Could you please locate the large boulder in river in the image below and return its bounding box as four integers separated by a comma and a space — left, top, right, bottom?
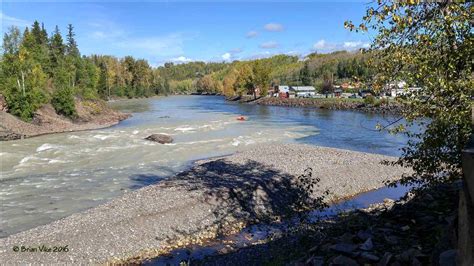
145, 134, 173, 144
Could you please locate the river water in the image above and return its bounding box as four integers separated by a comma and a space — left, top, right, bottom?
0, 96, 408, 238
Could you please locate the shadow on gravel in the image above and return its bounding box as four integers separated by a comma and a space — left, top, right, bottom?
167, 158, 326, 239
139, 159, 328, 265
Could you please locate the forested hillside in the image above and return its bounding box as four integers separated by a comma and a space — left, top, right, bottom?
1, 21, 372, 121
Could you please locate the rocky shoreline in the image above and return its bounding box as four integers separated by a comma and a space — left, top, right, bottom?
0, 99, 130, 141
194, 181, 460, 265
0, 144, 409, 264
227, 96, 403, 114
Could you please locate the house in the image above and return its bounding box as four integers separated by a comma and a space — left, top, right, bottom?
384, 81, 421, 97
289, 86, 316, 98
341, 83, 350, 90
274, 85, 294, 98
359, 90, 373, 98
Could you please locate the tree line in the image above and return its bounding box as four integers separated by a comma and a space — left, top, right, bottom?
176, 51, 373, 98
0, 22, 175, 121
0, 21, 372, 121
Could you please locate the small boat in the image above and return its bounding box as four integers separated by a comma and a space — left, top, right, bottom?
236, 116, 246, 121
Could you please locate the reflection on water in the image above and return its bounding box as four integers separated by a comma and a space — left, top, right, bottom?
0, 96, 409, 237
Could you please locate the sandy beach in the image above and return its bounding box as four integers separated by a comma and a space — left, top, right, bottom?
0, 144, 409, 264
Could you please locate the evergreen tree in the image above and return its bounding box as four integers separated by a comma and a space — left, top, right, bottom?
65, 24, 80, 58
300, 62, 311, 86
49, 26, 65, 70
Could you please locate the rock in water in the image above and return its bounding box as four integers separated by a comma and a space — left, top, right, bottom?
145, 134, 173, 144
439, 249, 458, 266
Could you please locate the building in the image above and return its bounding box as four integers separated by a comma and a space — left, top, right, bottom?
289, 86, 316, 98
384, 81, 421, 97
334, 89, 343, 98
274, 85, 294, 98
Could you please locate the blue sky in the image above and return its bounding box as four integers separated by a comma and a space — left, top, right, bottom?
1, 1, 373, 66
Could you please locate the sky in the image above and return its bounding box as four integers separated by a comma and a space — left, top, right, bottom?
1, 1, 374, 66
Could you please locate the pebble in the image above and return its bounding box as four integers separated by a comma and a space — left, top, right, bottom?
329, 243, 358, 255
359, 238, 373, 251
360, 251, 380, 262
356, 230, 373, 241
377, 252, 393, 266
331, 255, 358, 266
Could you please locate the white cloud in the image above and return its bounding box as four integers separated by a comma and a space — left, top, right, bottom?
245, 51, 276, 60
171, 56, 193, 63
86, 18, 186, 57
246, 31, 258, 38
117, 34, 185, 56
343, 41, 370, 49
221, 48, 244, 61
229, 48, 243, 54
88, 19, 126, 40
264, 23, 284, 32
313, 40, 327, 50
313, 39, 370, 53
0, 12, 30, 28
222, 52, 231, 61
259, 41, 279, 49
90, 30, 125, 40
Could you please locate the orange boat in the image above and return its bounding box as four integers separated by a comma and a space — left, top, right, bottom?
236, 116, 246, 121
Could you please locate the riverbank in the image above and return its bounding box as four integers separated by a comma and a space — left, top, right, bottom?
0, 144, 409, 264
195, 181, 460, 265
228, 96, 403, 114
0, 99, 130, 141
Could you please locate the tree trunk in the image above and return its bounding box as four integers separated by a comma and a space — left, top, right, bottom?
21, 71, 25, 97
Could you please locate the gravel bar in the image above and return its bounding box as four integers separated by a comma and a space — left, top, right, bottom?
0, 144, 409, 264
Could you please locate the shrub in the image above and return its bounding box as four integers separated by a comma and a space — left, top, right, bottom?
52, 87, 77, 118
380, 98, 390, 106
364, 95, 375, 105
5, 87, 47, 121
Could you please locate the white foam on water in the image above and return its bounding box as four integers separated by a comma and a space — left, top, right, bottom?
174, 127, 196, 132
68, 135, 80, 139
18, 156, 36, 165
36, 143, 59, 152
181, 139, 225, 145
48, 159, 69, 164
93, 134, 113, 140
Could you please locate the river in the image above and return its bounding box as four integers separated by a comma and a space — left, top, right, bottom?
0, 96, 408, 238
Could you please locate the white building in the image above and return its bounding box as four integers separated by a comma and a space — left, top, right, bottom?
385, 81, 421, 97
290, 86, 316, 98
276, 85, 290, 93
